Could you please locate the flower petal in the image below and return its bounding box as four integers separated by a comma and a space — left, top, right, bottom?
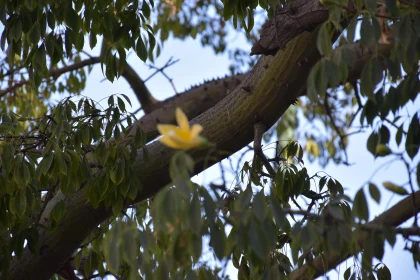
175, 107, 190, 131
190, 124, 203, 138
157, 124, 177, 135
167, 131, 193, 149
159, 135, 182, 149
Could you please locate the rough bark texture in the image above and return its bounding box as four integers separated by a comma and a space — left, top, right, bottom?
134, 41, 392, 144
289, 191, 420, 280
131, 74, 247, 143
251, 0, 328, 55
9, 28, 322, 280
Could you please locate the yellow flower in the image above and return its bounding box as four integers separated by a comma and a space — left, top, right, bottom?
157, 107, 206, 150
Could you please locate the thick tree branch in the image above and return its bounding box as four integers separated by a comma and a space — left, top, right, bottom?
9, 25, 324, 280
4, 2, 400, 279
130, 74, 247, 143
251, 0, 330, 55
289, 191, 420, 280
135, 40, 392, 144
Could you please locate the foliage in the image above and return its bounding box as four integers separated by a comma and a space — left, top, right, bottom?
0, 0, 420, 279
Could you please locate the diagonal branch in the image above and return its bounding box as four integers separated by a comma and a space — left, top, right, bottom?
5, 2, 402, 279
1, 47, 157, 114
0, 57, 101, 97
289, 191, 420, 280
119, 58, 158, 113
9, 25, 325, 280
134, 40, 393, 144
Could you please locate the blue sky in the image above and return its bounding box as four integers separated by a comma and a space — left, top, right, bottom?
80, 32, 420, 279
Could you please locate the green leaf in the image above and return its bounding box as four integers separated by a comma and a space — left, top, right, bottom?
367, 132, 378, 156
269, 194, 290, 230
249, 218, 268, 260
10, 190, 27, 218
396, 126, 403, 146
246, 8, 254, 33
147, 30, 156, 53
210, 224, 225, 260
375, 144, 391, 157
377, 264, 391, 280
111, 196, 124, 216
10, 18, 22, 42
368, 183, 381, 204
317, 24, 332, 56
344, 267, 351, 280
89, 33, 97, 49
59, 152, 68, 175
14, 157, 30, 187
360, 17, 373, 46
136, 36, 147, 62
353, 188, 369, 221
110, 160, 124, 185
346, 17, 357, 43
47, 11, 55, 29
103, 225, 121, 274
252, 190, 265, 222
64, 28, 73, 57
383, 225, 396, 248
39, 153, 54, 175
383, 181, 408, 195
142, 1, 151, 18
117, 97, 126, 112
189, 193, 202, 235
27, 22, 40, 44
65, 9, 80, 31
405, 113, 420, 159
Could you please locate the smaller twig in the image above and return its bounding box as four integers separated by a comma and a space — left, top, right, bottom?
384, 118, 407, 134
0, 80, 30, 97
302, 199, 317, 223
349, 81, 363, 127
260, 171, 273, 178
36, 181, 59, 225
145, 57, 180, 94
253, 122, 276, 177
219, 162, 227, 189
235, 145, 253, 173
323, 95, 349, 164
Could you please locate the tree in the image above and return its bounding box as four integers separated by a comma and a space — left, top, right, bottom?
0, 0, 419, 279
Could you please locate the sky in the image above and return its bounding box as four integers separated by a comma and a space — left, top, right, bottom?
78, 29, 420, 279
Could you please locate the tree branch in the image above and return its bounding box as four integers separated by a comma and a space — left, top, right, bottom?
4, 2, 400, 279
119, 58, 158, 113
9, 24, 324, 280
129, 74, 247, 143
133, 40, 392, 144
0, 57, 102, 97
251, 0, 330, 55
